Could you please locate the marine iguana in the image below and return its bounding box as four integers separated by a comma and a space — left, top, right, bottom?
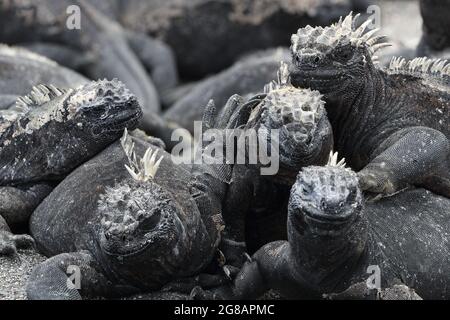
0, 79, 142, 255
417, 0, 450, 58
119, 0, 369, 78
289, 13, 450, 198
212, 63, 333, 261
0, 0, 178, 112
0, 44, 88, 109
26, 129, 232, 299
193, 157, 450, 300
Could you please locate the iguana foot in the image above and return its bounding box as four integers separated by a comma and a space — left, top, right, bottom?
357, 166, 401, 196
0, 230, 34, 256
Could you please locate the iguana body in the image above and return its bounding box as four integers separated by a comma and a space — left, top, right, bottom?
289, 14, 450, 198
26, 131, 230, 299
0, 0, 179, 112
195, 165, 450, 300
0, 79, 142, 255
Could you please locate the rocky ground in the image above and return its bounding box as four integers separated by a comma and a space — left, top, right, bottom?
0, 0, 423, 300
0, 249, 45, 300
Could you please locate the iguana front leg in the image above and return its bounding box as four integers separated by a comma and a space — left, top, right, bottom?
26, 251, 131, 300
0, 184, 51, 256
359, 127, 450, 197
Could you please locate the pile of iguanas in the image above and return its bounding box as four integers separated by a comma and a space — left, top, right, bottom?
0, 0, 449, 300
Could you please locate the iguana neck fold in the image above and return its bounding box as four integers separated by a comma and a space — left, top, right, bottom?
325, 65, 387, 168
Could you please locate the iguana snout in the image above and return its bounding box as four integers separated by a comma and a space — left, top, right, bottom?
289, 166, 363, 237
68, 78, 142, 137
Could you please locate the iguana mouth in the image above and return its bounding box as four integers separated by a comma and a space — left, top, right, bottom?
103, 108, 142, 133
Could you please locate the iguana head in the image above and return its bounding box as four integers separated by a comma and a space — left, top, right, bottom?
65, 79, 142, 138
97, 179, 188, 287
287, 157, 367, 283
289, 163, 363, 237
247, 63, 333, 180
98, 179, 184, 253
289, 13, 390, 97
96, 134, 188, 288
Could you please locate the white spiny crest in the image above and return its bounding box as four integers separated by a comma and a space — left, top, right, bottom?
388, 57, 450, 77
291, 12, 392, 59
264, 61, 291, 93
14, 84, 68, 111
326, 151, 346, 168
120, 129, 163, 182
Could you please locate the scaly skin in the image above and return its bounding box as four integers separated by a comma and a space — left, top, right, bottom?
0, 79, 142, 255
289, 13, 450, 198
194, 165, 450, 300
26, 131, 231, 299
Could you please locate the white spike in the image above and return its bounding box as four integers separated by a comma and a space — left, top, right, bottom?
354, 19, 373, 38
371, 42, 392, 53
342, 13, 353, 30
326, 151, 347, 168
352, 13, 361, 29
361, 28, 380, 42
